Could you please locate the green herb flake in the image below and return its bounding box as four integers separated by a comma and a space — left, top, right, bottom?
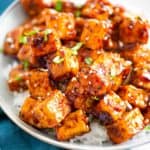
145, 125, 150, 131
71, 42, 83, 55
15, 76, 22, 81
91, 96, 99, 101
22, 60, 29, 70
84, 57, 93, 65
0, 48, 3, 53
44, 29, 52, 42
53, 56, 64, 64
75, 10, 81, 17
19, 36, 27, 44
24, 29, 39, 36
55, 0, 63, 12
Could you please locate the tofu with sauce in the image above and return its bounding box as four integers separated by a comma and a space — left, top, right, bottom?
47, 46, 79, 80
56, 110, 90, 141
8, 64, 29, 92
20, 90, 71, 128
81, 0, 113, 20
66, 52, 132, 102
47, 11, 76, 40
107, 108, 144, 144
4, 27, 24, 56
28, 70, 53, 100
95, 91, 127, 125
80, 19, 108, 50
119, 18, 149, 44
17, 29, 61, 65
118, 85, 149, 109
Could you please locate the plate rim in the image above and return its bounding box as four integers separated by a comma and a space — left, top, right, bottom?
0, 0, 150, 149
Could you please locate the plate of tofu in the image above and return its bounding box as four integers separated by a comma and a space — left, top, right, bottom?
0, 0, 150, 149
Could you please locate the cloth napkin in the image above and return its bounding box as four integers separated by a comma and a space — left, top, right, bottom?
0, 1, 62, 150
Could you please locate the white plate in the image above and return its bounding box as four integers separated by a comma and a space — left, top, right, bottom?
0, 0, 150, 149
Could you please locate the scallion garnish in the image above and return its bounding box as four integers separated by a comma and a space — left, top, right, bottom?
15, 76, 22, 81
84, 57, 93, 65
19, 36, 27, 44
91, 96, 99, 101
75, 10, 81, 17
71, 42, 83, 55
53, 56, 64, 64
145, 125, 150, 131
24, 29, 39, 36
22, 60, 29, 70
44, 29, 52, 42
55, 0, 63, 12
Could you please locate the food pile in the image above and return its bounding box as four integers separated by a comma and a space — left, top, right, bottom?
3, 0, 150, 144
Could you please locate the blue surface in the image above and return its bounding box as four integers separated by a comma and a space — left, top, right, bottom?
0, 1, 62, 150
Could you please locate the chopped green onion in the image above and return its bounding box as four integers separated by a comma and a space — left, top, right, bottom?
136, 16, 142, 21
24, 29, 39, 36
15, 76, 22, 81
44, 29, 52, 42
0, 48, 3, 53
22, 60, 29, 70
145, 125, 150, 131
53, 56, 64, 64
84, 57, 93, 65
19, 36, 27, 44
55, 0, 63, 12
75, 10, 81, 17
71, 42, 83, 55
91, 96, 99, 101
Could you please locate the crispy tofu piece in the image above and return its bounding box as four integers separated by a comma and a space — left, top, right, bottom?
107, 108, 144, 144
118, 85, 149, 109
80, 19, 107, 50
95, 91, 126, 125
56, 110, 90, 141
47, 12, 76, 40
81, 0, 113, 20
143, 107, 150, 124
47, 46, 79, 80
20, 0, 52, 16
8, 64, 29, 92
20, 90, 71, 128
18, 29, 61, 65
121, 47, 150, 65
132, 62, 150, 91
66, 52, 132, 102
28, 70, 52, 99
4, 27, 23, 56
91, 52, 132, 91
119, 18, 149, 44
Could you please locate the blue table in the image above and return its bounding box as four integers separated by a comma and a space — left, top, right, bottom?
0, 1, 62, 150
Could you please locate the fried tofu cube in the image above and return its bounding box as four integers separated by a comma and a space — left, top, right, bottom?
56, 110, 90, 141
66, 52, 132, 102
28, 70, 52, 99
4, 27, 23, 56
143, 107, 150, 124
18, 29, 61, 65
91, 52, 132, 92
20, 0, 52, 16
118, 85, 149, 109
119, 18, 149, 44
107, 108, 144, 144
8, 64, 29, 92
95, 91, 126, 125
80, 19, 107, 50
20, 90, 71, 128
47, 12, 76, 40
132, 62, 150, 91
121, 47, 150, 65
48, 46, 79, 80
81, 0, 113, 20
